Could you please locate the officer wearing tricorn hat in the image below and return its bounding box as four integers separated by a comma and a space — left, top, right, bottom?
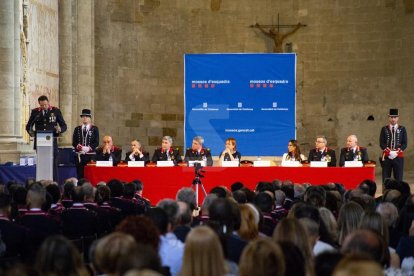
379, 108, 407, 183
72, 109, 99, 178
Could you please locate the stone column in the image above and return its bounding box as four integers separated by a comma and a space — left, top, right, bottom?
59, 0, 95, 146
0, 0, 22, 162
59, 0, 74, 146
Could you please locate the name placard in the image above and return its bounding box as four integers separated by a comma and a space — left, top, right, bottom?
253, 160, 271, 167
96, 161, 113, 167
310, 161, 328, 167
344, 161, 363, 167
128, 161, 145, 167
157, 161, 175, 167
222, 160, 239, 167
188, 160, 206, 167
281, 161, 302, 167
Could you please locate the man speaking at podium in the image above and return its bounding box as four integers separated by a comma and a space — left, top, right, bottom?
25, 95, 67, 181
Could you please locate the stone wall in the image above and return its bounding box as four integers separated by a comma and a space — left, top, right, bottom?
91, 0, 414, 167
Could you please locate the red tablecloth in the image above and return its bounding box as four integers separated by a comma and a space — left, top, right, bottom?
85, 166, 375, 205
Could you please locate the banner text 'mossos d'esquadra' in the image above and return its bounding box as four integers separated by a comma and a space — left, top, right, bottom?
184, 53, 296, 156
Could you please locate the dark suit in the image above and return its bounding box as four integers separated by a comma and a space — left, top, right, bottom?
95, 146, 122, 166
72, 124, 99, 178
124, 151, 150, 163
380, 125, 408, 182
0, 218, 28, 258
61, 204, 98, 238
25, 106, 67, 180
152, 148, 182, 164
339, 147, 369, 167
308, 148, 337, 167
184, 148, 213, 166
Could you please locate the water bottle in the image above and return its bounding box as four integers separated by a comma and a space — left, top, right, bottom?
108, 154, 113, 164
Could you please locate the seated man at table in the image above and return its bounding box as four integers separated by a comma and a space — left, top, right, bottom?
95, 135, 122, 166
152, 136, 182, 164
339, 134, 369, 167
124, 139, 149, 163
184, 136, 213, 166
308, 135, 336, 167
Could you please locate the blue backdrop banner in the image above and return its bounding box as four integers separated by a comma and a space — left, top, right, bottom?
184, 53, 296, 156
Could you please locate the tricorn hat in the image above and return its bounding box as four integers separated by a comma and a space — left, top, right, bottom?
388, 108, 399, 117
80, 109, 92, 117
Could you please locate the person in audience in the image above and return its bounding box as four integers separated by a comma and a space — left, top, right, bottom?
332, 255, 383, 276
237, 204, 259, 241
17, 183, 60, 260
152, 136, 182, 164
176, 187, 197, 214
359, 211, 400, 268
254, 192, 277, 236
107, 179, 145, 218
396, 220, 414, 267
35, 235, 88, 276
114, 244, 163, 276
61, 185, 98, 239
174, 201, 193, 242
0, 192, 28, 259
184, 136, 213, 166
179, 226, 228, 276
337, 201, 364, 245
273, 218, 314, 274
116, 216, 160, 251
124, 139, 149, 163
319, 207, 339, 244
46, 183, 64, 222
308, 135, 337, 166
61, 180, 75, 208
278, 241, 307, 276
146, 206, 184, 276
95, 185, 122, 231
357, 179, 377, 198
239, 238, 285, 276
376, 202, 402, 249
272, 190, 288, 220
218, 137, 241, 166
314, 251, 344, 276
208, 198, 247, 264
233, 189, 247, 204
281, 139, 306, 164
93, 232, 137, 275
95, 135, 122, 166
339, 135, 369, 167
72, 109, 99, 179
192, 193, 217, 226
132, 179, 151, 212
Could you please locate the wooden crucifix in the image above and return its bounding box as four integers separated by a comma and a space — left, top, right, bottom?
251, 14, 306, 53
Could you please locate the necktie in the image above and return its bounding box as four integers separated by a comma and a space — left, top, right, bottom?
82, 127, 87, 137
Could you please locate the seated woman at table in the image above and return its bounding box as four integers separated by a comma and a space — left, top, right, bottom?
281, 139, 306, 165
218, 137, 241, 166
95, 135, 122, 166
124, 139, 149, 163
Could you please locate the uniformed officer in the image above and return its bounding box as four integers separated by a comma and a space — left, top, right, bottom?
95, 136, 122, 166
380, 108, 408, 182
25, 95, 67, 181
308, 135, 337, 167
151, 136, 182, 165
184, 136, 213, 166
339, 135, 369, 167
72, 109, 99, 178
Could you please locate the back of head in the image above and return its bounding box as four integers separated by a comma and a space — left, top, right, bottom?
232, 190, 247, 204
201, 193, 218, 214
278, 241, 306, 276
46, 184, 61, 204
209, 198, 238, 234
180, 226, 225, 276
358, 179, 377, 197
333, 255, 383, 276
231, 182, 244, 192
80, 182, 94, 201
12, 186, 27, 205
176, 201, 192, 226
132, 179, 143, 192
116, 216, 160, 251
341, 229, 390, 268
239, 238, 285, 276
35, 235, 86, 276
304, 186, 327, 208
254, 192, 273, 213
337, 201, 364, 245
376, 202, 399, 227
0, 192, 11, 213
123, 182, 136, 199
107, 179, 124, 198
209, 186, 229, 198
27, 183, 46, 208
157, 199, 179, 229
115, 244, 162, 276
94, 232, 137, 274
274, 190, 286, 206
359, 211, 388, 245
176, 188, 197, 211
146, 207, 169, 235
315, 252, 344, 276
238, 204, 259, 241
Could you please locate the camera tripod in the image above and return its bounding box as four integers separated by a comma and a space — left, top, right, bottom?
192, 163, 207, 207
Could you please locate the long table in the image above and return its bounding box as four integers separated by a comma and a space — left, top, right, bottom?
85, 166, 375, 204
